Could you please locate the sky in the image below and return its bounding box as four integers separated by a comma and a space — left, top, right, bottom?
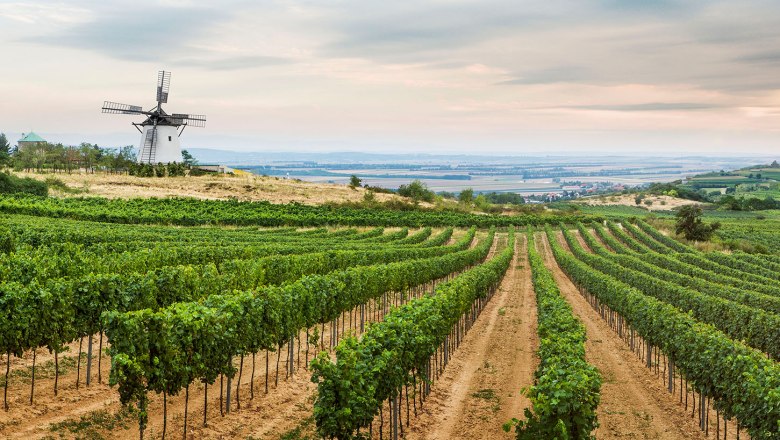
1, 0, 779, 155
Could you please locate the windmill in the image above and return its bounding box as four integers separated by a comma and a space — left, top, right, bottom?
102, 71, 206, 164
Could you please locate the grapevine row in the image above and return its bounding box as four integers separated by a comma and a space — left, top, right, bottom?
0, 226, 433, 284
563, 226, 780, 360
0, 193, 600, 227
576, 223, 780, 314
311, 229, 514, 439
103, 229, 494, 437
546, 227, 780, 438
504, 231, 600, 439
1, 228, 469, 409
608, 222, 780, 298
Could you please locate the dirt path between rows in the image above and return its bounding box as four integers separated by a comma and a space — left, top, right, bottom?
535, 232, 710, 440
589, 227, 614, 252
407, 235, 537, 440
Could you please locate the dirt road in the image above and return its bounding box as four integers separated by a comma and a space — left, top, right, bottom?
407, 235, 538, 440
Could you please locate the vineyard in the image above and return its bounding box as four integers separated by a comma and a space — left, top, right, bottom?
1, 198, 779, 440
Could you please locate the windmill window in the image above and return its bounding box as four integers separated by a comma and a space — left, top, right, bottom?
168, 136, 172, 141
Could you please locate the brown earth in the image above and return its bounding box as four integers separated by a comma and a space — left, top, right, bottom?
407, 234, 538, 440
536, 231, 740, 440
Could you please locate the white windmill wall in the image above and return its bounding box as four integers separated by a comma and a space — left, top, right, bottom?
138, 125, 182, 164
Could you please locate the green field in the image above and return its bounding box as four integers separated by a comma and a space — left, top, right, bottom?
1, 195, 779, 439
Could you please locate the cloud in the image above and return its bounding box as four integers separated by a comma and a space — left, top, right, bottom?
316, 2, 551, 62
0, 2, 93, 24
568, 102, 725, 112
497, 66, 593, 85
26, 5, 222, 61
175, 55, 292, 71
735, 51, 780, 65
5, 0, 780, 154
22, 2, 292, 70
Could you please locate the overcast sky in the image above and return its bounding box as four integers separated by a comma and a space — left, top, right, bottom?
1, 0, 778, 155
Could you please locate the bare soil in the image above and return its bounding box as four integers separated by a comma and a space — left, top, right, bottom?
407, 235, 538, 440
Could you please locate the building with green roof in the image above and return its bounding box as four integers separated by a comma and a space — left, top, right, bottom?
17, 132, 46, 150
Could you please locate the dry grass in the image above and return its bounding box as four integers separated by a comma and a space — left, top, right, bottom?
16, 171, 402, 205
578, 194, 701, 211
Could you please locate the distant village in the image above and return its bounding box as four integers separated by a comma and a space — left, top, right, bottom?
524, 181, 627, 203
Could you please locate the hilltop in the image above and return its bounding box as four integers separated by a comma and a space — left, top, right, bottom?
14, 170, 400, 205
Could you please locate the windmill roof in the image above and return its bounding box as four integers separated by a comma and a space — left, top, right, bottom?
18, 132, 46, 143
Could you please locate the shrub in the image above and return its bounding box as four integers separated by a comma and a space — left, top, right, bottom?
0, 171, 48, 196
397, 180, 435, 203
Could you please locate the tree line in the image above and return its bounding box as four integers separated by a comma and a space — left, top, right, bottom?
0, 132, 197, 174
0, 133, 136, 173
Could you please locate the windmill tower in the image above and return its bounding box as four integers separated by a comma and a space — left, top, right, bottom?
102, 71, 206, 164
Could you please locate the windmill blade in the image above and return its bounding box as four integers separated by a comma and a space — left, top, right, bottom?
156, 71, 171, 104
169, 113, 185, 125
172, 113, 206, 128
102, 101, 144, 115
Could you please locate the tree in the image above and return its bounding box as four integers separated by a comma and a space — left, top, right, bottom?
675, 205, 720, 241
397, 180, 435, 203
181, 150, 197, 167
458, 188, 474, 204
348, 175, 362, 189
634, 194, 645, 205
79, 143, 99, 172
362, 189, 377, 205
474, 194, 491, 211
0, 133, 10, 167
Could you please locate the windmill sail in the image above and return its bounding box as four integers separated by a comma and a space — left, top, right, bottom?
156, 71, 170, 104
172, 113, 206, 127
102, 101, 144, 115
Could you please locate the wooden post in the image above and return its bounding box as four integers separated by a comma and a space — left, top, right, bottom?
98, 331, 103, 384
183, 384, 189, 440
86, 334, 93, 386
646, 343, 652, 369
30, 350, 36, 404
226, 368, 232, 414
288, 336, 295, 377
76, 337, 83, 389
203, 381, 208, 427
4, 350, 10, 411
54, 351, 59, 396
236, 355, 243, 410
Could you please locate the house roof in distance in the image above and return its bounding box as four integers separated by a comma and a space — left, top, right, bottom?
18, 132, 46, 143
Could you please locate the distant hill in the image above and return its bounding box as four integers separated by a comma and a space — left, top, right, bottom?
187, 148, 765, 168
186, 148, 542, 165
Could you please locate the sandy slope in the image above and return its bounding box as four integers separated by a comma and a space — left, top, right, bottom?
16, 171, 401, 205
